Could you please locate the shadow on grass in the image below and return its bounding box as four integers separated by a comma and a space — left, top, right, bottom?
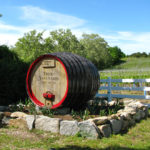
53, 145, 150, 150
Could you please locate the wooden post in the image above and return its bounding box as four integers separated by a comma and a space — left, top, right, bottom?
144, 90, 147, 98
108, 77, 112, 102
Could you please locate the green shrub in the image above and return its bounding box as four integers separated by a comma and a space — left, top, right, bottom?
0, 45, 28, 105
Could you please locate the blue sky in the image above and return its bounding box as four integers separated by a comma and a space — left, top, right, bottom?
0, 0, 150, 54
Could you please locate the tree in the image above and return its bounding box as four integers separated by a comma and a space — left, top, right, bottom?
108, 46, 125, 65
129, 52, 148, 58
13, 30, 52, 63
80, 33, 112, 69
49, 29, 85, 56
13, 29, 84, 63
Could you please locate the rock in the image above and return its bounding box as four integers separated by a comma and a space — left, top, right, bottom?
109, 114, 118, 120
110, 119, 123, 134
88, 116, 109, 125
121, 120, 129, 131
0, 106, 9, 111
134, 110, 143, 122
119, 112, 131, 120
2, 116, 11, 125
128, 101, 145, 109
8, 118, 28, 129
60, 120, 79, 136
3, 112, 12, 117
124, 106, 137, 114
143, 106, 149, 118
123, 100, 136, 106
26, 115, 35, 130
0, 112, 4, 120
35, 116, 61, 133
128, 119, 136, 127
108, 101, 117, 107
140, 110, 145, 119
0, 112, 4, 127
10, 112, 28, 118
98, 100, 108, 106
98, 124, 112, 137
87, 100, 95, 106
87, 99, 108, 106
117, 109, 124, 113
129, 111, 136, 116
78, 120, 101, 139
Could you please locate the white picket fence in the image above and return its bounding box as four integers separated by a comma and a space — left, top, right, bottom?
96, 77, 150, 102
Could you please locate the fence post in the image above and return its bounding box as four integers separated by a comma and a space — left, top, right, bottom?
108, 77, 112, 102
144, 90, 147, 98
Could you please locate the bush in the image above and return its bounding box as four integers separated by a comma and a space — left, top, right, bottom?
0, 45, 28, 105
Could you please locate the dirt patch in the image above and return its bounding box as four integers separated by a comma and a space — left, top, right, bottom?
53, 114, 74, 120
0, 128, 54, 142
4, 128, 39, 140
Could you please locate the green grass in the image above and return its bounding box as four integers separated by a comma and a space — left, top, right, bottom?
112, 57, 150, 70
100, 57, 150, 79
1, 117, 150, 150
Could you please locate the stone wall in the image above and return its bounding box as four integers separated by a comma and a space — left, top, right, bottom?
0, 100, 149, 139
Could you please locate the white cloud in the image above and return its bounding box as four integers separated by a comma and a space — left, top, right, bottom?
118, 31, 133, 38
102, 31, 150, 54
20, 6, 85, 29
0, 21, 22, 32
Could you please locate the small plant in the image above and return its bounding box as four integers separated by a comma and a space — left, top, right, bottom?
75, 132, 82, 137
87, 99, 100, 115
108, 108, 114, 115
70, 109, 90, 121
79, 109, 90, 120
83, 109, 90, 120
40, 107, 55, 117
9, 100, 25, 112
17, 100, 25, 112
99, 109, 107, 116
28, 102, 36, 115
71, 109, 79, 120
24, 98, 33, 107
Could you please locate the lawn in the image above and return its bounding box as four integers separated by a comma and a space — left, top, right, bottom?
0, 117, 150, 150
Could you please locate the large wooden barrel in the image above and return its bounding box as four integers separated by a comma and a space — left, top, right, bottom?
26, 52, 100, 109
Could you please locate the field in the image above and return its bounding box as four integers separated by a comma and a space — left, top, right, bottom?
111, 57, 150, 70
0, 116, 150, 150
100, 57, 150, 79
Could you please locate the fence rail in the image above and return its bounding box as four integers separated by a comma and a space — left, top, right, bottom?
96, 77, 150, 101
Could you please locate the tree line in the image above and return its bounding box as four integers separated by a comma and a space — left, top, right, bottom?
128, 52, 150, 58
12, 29, 125, 70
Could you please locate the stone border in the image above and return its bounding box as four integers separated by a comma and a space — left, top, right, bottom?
0, 101, 149, 139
